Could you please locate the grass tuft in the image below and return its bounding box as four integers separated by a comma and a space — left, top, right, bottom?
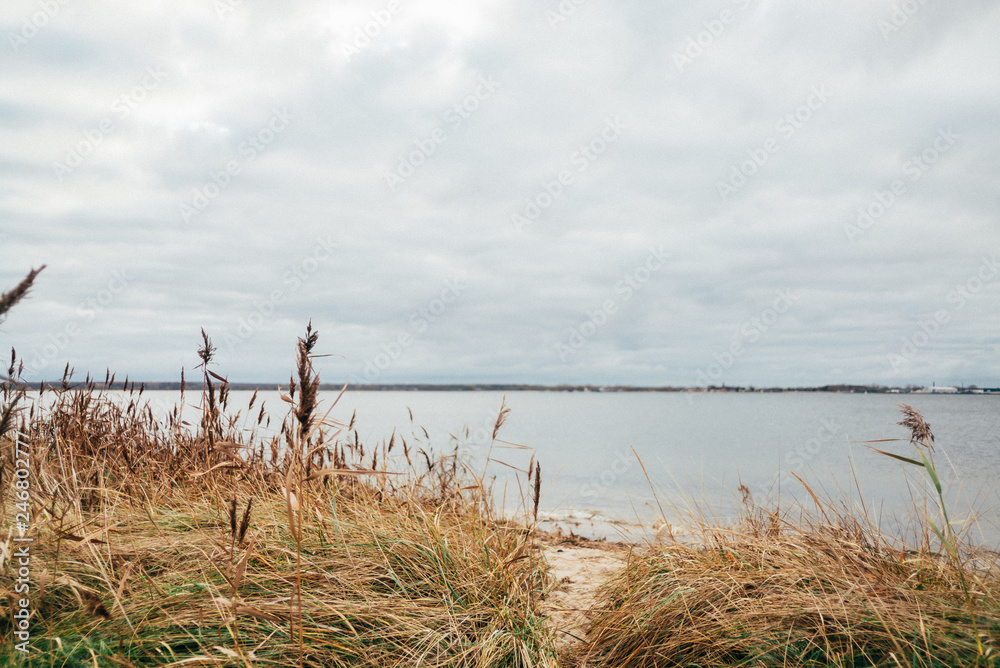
1, 334, 557, 667
578, 414, 1000, 668
3, 330, 998, 667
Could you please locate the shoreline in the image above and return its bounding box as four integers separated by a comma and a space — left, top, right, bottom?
17, 380, 1000, 394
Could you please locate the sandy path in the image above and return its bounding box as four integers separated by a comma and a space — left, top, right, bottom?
540, 538, 631, 654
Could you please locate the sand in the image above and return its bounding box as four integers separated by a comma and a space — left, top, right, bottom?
539, 535, 633, 654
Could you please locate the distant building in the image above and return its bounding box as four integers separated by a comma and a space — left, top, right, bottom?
914, 385, 958, 394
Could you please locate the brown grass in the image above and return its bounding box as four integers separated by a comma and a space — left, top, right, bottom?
576, 474, 1000, 667
3, 325, 999, 667
0, 265, 45, 326
0, 328, 556, 667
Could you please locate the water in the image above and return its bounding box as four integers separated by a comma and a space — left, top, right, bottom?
31, 389, 1000, 547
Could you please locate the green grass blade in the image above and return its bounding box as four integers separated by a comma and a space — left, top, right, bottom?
917, 449, 943, 494
868, 447, 925, 468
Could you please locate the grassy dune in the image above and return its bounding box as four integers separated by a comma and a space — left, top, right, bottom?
2, 326, 999, 667
1, 329, 554, 667
579, 491, 1000, 667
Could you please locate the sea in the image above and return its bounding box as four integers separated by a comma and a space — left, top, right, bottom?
33, 389, 1000, 548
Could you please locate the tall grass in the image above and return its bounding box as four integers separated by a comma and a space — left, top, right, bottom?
0, 327, 556, 667
577, 407, 1000, 668
0, 266, 45, 327
866, 404, 991, 659
0, 265, 45, 454
4, 321, 999, 667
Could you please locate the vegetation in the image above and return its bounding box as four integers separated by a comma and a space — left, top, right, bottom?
1, 327, 553, 667
1, 313, 997, 666
577, 413, 1000, 668
0, 266, 45, 327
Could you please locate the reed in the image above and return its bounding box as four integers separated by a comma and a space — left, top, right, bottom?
0, 329, 556, 667
868, 404, 990, 660
3, 324, 998, 667
577, 410, 1000, 668
0, 266, 44, 449
0, 265, 45, 325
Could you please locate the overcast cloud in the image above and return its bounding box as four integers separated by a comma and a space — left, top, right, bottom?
1, 0, 998, 387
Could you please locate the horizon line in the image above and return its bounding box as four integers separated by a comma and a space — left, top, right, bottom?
19, 380, 1000, 393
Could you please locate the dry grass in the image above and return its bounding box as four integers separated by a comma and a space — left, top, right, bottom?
0, 329, 556, 667
3, 324, 999, 667
577, 477, 1000, 667
0, 266, 45, 326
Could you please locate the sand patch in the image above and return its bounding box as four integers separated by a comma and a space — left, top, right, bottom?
540, 537, 631, 654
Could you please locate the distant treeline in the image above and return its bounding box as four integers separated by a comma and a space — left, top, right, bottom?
21, 381, 1000, 393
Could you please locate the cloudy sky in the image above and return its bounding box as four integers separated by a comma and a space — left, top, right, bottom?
1, 0, 998, 388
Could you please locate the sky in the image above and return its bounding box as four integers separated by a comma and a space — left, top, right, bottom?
1, 0, 999, 388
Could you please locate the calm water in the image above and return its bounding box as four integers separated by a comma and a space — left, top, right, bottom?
37, 389, 1000, 547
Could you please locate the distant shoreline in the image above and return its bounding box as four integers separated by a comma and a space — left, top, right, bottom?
20, 380, 1000, 394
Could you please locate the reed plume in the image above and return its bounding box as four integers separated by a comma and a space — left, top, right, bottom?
238, 497, 253, 545
532, 461, 541, 525
0, 265, 45, 323
293, 320, 319, 447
